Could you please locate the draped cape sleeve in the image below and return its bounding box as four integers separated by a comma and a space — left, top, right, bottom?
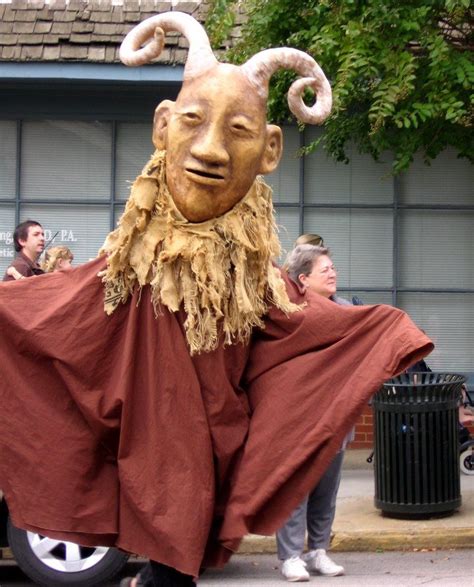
217, 280, 433, 554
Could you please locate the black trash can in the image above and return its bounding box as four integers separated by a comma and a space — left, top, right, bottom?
373, 372, 465, 517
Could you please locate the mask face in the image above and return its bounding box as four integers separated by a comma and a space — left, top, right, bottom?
155, 65, 282, 222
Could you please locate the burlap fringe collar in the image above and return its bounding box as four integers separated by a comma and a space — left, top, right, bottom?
100, 150, 299, 354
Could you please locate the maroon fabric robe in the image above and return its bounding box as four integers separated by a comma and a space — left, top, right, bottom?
0, 257, 432, 576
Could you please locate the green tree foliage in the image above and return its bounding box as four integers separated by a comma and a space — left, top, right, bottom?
207, 0, 473, 173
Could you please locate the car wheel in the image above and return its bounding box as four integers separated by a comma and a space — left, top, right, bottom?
7, 518, 129, 586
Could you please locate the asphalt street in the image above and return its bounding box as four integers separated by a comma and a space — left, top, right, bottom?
197, 551, 473, 586
0, 550, 472, 586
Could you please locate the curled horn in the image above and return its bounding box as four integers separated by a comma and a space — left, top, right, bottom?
241, 48, 332, 124
120, 11, 217, 79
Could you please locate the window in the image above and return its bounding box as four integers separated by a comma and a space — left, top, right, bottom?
0, 121, 16, 199
304, 128, 393, 205
0, 206, 16, 268
399, 210, 474, 289
20, 204, 110, 264
115, 122, 153, 202
21, 121, 112, 201
399, 149, 472, 206
304, 208, 393, 289
265, 126, 300, 205
399, 293, 474, 372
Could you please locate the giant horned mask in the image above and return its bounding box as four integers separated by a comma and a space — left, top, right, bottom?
120, 11, 332, 223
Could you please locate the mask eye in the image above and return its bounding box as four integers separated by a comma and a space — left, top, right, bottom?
229, 117, 256, 137
181, 111, 202, 125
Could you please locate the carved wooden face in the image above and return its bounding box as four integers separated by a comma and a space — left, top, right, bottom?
153, 64, 282, 222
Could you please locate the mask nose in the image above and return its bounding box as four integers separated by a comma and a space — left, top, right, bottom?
190, 122, 230, 166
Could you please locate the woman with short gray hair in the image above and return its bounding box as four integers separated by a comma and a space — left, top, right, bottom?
286, 244, 330, 287
286, 244, 350, 306
277, 242, 350, 582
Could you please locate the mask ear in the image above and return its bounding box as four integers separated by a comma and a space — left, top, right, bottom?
152, 100, 175, 150
258, 124, 283, 175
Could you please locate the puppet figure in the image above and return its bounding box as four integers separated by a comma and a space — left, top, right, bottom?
0, 11, 432, 587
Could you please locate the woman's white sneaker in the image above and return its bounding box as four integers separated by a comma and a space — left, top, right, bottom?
304, 549, 345, 576
281, 555, 310, 582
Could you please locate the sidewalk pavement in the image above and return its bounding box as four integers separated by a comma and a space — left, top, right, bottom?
239, 449, 474, 555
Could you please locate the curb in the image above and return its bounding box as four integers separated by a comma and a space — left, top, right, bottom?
239, 528, 474, 555
330, 528, 474, 551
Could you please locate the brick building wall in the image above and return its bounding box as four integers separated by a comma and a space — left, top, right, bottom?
349, 405, 374, 450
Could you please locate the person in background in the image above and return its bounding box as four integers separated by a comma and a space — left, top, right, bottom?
3, 220, 45, 282
5, 266, 25, 281
277, 243, 351, 582
281, 234, 324, 272
42, 245, 74, 273
295, 233, 324, 247
293, 233, 364, 306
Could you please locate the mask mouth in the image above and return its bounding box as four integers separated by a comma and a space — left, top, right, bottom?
186, 167, 225, 180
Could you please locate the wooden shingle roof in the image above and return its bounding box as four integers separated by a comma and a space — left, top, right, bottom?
0, 0, 243, 63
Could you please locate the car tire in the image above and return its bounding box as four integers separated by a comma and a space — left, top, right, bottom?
7, 518, 129, 586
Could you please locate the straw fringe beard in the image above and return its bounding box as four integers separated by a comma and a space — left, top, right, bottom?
100, 150, 299, 354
